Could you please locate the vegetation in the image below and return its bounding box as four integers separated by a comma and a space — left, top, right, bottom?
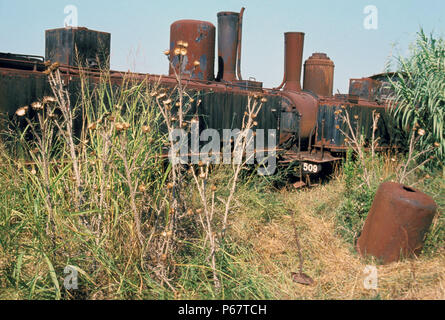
388, 29, 445, 168
0, 30, 443, 300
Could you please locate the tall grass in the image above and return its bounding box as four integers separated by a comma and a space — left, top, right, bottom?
0, 45, 443, 299
0, 60, 275, 299
0, 66, 184, 299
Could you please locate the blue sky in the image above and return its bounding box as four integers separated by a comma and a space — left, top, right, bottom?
1, 0, 444, 92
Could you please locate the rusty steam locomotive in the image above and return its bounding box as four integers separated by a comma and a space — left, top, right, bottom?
0, 9, 398, 181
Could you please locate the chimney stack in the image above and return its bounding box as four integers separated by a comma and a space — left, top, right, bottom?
282, 32, 305, 92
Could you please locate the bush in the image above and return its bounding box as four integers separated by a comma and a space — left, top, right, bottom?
335, 149, 376, 246
388, 29, 445, 168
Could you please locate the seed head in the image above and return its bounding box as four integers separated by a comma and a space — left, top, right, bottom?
177, 40, 184, 47
142, 125, 150, 133
167, 182, 174, 189
115, 123, 125, 131
15, 106, 28, 117
434, 142, 440, 148
31, 102, 43, 110
182, 42, 189, 48
193, 60, 200, 67
417, 128, 426, 136
180, 48, 187, 56
164, 50, 170, 56
43, 96, 57, 104
163, 98, 172, 105
261, 97, 268, 103
354, 115, 359, 120
211, 185, 217, 192
50, 62, 60, 71
157, 93, 166, 99
87, 122, 97, 130
174, 48, 181, 56
138, 184, 147, 192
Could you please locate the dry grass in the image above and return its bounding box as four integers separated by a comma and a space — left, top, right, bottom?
229, 177, 445, 300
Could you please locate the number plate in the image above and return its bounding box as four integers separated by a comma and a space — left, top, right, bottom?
302, 162, 321, 174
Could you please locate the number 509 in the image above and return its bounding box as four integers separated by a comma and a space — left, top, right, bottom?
302, 162, 320, 174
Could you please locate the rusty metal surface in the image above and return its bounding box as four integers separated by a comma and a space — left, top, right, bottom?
236, 8, 245, 81
169, 20, 215, 81
314, 95, 400, 150
303, 52, 334, 97
356, 182, 438, 264
198, 90, 281, 146
231, 80, 263, 91
217, 12, 240, 82
45, 27, 111, 68
282, 32, 305, 92
0, 54, 46, 72
348, 77, 381, 101
0, 68, 51, 114
280, 150, 341, 164
280, 90, 318, 139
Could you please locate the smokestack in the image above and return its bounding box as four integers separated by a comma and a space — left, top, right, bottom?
216, 11, 240, 81
283, 32, 305, 92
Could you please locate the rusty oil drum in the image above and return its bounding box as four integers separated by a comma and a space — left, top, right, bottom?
169, 20, 216, 81
356, 182, 437, 264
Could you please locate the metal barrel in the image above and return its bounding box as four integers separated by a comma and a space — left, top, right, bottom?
283, 32, 305, 92
356, 182, 438, 264
169, 20, 216, 81
217, 12, 240, 82
303, 52, 335, 97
